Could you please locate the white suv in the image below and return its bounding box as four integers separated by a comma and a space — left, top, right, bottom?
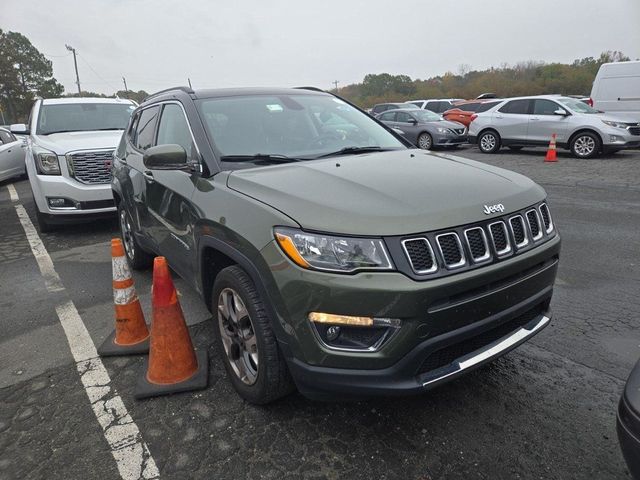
468, 95, 640, 158
11, 97, 136, 231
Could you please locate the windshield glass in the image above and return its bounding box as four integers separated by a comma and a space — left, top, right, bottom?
196, 94, 406, 162
36, 103, 136, 134
557, 97, 599, 114
412, 110, 442, 122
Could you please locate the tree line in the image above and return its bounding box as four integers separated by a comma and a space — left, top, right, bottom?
336, 51, 631, 108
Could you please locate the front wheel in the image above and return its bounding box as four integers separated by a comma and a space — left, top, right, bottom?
118, 205, 153, 270
213, 266, 294, 404
570, 132, 601, 159
478, 131, 501, 153
417, 132, 433, 150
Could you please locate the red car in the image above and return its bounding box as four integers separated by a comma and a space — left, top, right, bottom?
443, 99, 501, 128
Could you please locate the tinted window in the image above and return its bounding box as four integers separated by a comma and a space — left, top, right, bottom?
372, 105, 387, 114
156, 104, 194, 158
409, 101, 424, 108
498, 99, 531, 114
396, 112, 414, 123
452, 102, 480, 112
0, 130, 15, 144
425, 101, 439, 113
533, 99, 561, 115
476, 101, 500, 113
36, 102, 135, 134
379, 112, 396, 121
135, 106, 160, 150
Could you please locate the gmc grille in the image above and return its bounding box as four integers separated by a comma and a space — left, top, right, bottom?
67, 150, 114, 185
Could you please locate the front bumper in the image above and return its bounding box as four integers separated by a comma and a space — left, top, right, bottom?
617, 359, 640, 479
26, 153, 116, 216
433, 131, 468, 146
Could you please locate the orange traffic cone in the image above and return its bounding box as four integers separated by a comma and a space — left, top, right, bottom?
98, 238, 150, 356
545, 134, 558, 162
134, 256, 208, 399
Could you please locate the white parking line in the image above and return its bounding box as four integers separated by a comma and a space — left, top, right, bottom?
8, 184, 160, 480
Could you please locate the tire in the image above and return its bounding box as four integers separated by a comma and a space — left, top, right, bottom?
117, 204, 153, 270
35, 209, 55, 233
417, 132, 433, 150
508, 146, 523, 151
478, 130, 501, 153
212, 265, 294, 404
570, 131, 601, 159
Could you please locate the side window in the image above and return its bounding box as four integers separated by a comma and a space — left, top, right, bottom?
533, 99, 561, 115
396, 112, 413, 123
476, 101, 500, 113
134, 106, 160, 150
373, 105, 384, 114
156, 104, 195, 158
127, 111, 140, 144
379, 112, 396, 121
425, 101, 438, 113
0, 131, 12, 144
498, 99, 531, 114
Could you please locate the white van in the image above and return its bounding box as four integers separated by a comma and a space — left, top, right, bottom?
590, 61, 640, 118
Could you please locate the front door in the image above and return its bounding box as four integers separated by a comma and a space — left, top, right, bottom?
528, 99, 570, 144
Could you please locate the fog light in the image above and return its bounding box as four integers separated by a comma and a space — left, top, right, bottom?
326, 325, 341, 341
308, 312, 400, 328
609, 135, 623, 143
47, 197, 76, 209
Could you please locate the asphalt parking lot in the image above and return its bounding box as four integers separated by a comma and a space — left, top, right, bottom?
1, 145, 638, 480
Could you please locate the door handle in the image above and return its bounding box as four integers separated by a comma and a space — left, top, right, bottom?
530, 117, 540, 121
143, 170, 154, 181
495, 115, 503, 119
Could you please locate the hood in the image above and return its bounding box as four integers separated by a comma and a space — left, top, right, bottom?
595, 112, 640, 123
32, 130, 124, 154
227, 150, 545, 236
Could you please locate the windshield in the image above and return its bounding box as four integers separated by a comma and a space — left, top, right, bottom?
557, 97, 599, 114
196, 94, 406, 163
412, 110, 442, 122
36, 103, 136, 134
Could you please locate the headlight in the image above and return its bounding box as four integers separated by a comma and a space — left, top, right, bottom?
602, 120, 627, 129
274, 227, 393, 272
436, 127, 452, 134
32, 146, 61, 175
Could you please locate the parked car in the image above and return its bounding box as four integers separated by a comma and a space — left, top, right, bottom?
443, 100, 502, 128
11, 97, 137, 232
406, 99, 465, 113
476, 93, 498, 99
370, 102, 418, 117
618, 358, 640, 479
378, 108, 467, 149
112, 86, 560, 404
590, 60, 640, 117
468, 95, 640, 158
0, 127, 26, 183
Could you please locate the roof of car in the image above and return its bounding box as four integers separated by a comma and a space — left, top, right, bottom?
194, 87, 329, 99
41, 97, 136, 105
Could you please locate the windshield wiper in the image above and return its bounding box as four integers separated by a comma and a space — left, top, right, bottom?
220, 154, 303, 164
40, 129, 78, 135
315, 146, 388, 158
94, 127, 124, 131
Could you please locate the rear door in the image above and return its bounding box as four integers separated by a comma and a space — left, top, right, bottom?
493, 99, 532, 142
144, 102, 201, 278
528, 99, 570, 144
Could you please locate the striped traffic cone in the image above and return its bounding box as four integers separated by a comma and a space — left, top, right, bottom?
545, 134, 558, 162
97, 238, 150, 356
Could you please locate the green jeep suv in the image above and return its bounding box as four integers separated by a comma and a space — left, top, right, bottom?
111, 86, 561, 404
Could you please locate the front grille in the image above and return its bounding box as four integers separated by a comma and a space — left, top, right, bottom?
417, 304, 544, 375
464, 227, 489, 262
402, 238, 436, 273
509, 215, 528, 248
489, 221, 511, 255
526, 209, 543, 240
436, 233, 465, 268
539, 203, 553, 233
67, 150, 114, 185
454, 128, 466, 135
628, 126, 640, 136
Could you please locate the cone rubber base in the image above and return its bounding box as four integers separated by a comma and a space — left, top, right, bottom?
134, 350, 209, 400
97, 330, 150, 357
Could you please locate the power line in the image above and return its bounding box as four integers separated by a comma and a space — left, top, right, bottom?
76, 53, 120, 92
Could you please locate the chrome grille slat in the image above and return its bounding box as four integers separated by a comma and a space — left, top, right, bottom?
436, 233, 466, 269
464, 227, 490, 263
526, 209, 543, 241
67, 150, 114, 185
509, 215, 529, 248
539, 203, 553, 234
488, 221, 512, 256
402, 238, 437, 274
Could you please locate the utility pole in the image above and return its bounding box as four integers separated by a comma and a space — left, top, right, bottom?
188, 78, 193, 89
65, 44, 81, 95
122, 77, 128, 92
333, 80, 339, 91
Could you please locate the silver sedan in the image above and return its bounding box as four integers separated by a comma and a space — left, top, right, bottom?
0, 127, 26, 183
378, 109, 467, 150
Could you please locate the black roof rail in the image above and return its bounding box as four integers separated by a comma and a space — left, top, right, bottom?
294, 86, 325, 93
143, 86, 194, 102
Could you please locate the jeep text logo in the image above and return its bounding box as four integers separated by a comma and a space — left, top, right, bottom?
483, 203, 505, 215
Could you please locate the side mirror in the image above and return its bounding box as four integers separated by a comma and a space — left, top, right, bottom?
10, 124, 29, 134
554, 108, 569, 116
407, 118, 418, 125
143, 144, 188, 170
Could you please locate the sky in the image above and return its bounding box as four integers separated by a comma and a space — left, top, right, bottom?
3, 0, 640, 95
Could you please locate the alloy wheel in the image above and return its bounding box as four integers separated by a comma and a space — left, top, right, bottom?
574, 135, 596, 157
217, 288, 259, 385
480, 133, 497, 152
418, 134, 432, 150
119, 209, 136, 261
